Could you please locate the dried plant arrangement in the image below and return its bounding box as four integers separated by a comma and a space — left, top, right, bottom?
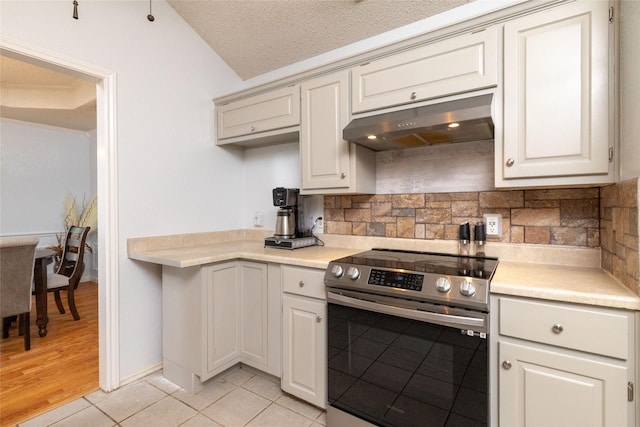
48, 193, 97, 266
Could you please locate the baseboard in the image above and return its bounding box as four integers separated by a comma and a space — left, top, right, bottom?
118, 362, 163, 388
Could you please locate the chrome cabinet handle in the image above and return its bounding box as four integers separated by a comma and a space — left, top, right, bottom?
299, 281, 304, 288
552, 323, 564, 334
502, 360, 512, 370
340, 172, 346, 179
410, 91, 417, 100
250, 126, 256, 132
506, 158, 515, 167
316, 316, 322, 323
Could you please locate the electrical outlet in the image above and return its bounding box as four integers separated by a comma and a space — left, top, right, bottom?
483, 213, 502, 237
254, 211, 264, 227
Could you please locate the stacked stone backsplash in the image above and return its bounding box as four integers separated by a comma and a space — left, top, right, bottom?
325, 188, 601, 247
600, 178, 639, 295
325, 181, 640, 296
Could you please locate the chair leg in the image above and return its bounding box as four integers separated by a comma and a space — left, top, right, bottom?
2, 317, 11, 338
68, 286, 80, 320
22, 312, 30, 351
54, 289, 66, 314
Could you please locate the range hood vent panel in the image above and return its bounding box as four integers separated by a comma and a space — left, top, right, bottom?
343, 94, 494, 151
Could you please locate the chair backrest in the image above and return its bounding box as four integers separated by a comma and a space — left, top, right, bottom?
56, 227, 90, 287
0, 236, 39, 317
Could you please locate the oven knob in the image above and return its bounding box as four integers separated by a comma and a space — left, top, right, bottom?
346, 267, 360, 280
460, 280, 476, 297
435, 277, 451, 293
330, 264, 344, 278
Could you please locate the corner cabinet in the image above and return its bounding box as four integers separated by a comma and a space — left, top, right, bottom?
162, 261, 281, 392
491, 296, 636, 426
496, 0, 616, 187
300, 70, 376, 195
281, 265, 327, 408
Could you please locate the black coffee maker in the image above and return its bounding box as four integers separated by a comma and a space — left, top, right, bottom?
273, 187, 299, 239
265, 187, 316, 249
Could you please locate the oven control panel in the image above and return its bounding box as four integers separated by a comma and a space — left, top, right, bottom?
368, 269, 424, 291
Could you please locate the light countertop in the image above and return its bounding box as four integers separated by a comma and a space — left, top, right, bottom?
127, 230, 640, 312
491, 261, 640, 311
128, 239, 360, 270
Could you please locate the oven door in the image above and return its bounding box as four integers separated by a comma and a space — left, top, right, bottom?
327, 289, 488, 427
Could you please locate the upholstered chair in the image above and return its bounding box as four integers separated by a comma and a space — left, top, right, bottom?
1, 236, 39, 351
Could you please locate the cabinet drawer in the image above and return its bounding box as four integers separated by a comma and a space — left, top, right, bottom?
499, 298, 631, 359
282, 265, 325, 300
351, 27, 497, 114
216, 85, 300, 140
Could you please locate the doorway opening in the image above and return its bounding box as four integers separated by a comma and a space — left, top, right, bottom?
0, 38, 119, 398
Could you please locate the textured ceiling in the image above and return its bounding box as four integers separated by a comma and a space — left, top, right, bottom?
168, 0, 470, 80
1, 0, 469, 130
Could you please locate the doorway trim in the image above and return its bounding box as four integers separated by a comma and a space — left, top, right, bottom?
1, 36, 120, 391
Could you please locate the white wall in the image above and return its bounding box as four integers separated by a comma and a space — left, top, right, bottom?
1, 0, 245, 380
0, 119, 92, 238
620, 0, 640, 181
0, 118, 97, 279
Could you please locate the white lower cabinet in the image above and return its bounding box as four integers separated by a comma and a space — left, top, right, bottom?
162, 260, 279, 392
492, 296, 636, 427
281, 265, 327, 408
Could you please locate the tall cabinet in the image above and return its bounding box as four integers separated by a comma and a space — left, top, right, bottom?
299, 70, 376, 195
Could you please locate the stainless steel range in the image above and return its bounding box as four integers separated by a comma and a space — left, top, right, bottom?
325, 248, 498, 427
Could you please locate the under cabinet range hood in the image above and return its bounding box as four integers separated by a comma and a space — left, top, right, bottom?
343, 94, 494, 151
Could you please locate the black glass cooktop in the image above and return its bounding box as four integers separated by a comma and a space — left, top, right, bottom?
334, 248, 499, 279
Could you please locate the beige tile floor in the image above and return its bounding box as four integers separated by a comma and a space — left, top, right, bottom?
18, 366, 326, 427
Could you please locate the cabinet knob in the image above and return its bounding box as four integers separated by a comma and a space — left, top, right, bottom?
410, 91, 417, 100
299, 281, 305, 288
340, 172, 346, 179
552, 323, 564, 334
506, 158, 515, 167
250, 126, 256, 132
502, 360, 512, 370
316, 316, 322, 323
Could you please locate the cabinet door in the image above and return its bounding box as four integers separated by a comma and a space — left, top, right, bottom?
351, 27, 498, 113
300, 70, 376, 194
216, 85, 300, 140
204, 262, 241, 378
499, 341, 629, 427
300, 70, 351, 191
282, 294, 327, 408
239, 261, 268, 370
499, 1, 612, 185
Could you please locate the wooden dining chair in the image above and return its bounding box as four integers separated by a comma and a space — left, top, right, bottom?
47, 226, 90, 320
1, 236, 39, 351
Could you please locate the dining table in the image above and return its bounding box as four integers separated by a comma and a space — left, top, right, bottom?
33, 248, 55, 337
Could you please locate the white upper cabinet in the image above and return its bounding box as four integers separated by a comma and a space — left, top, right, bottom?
300, 70, 376, 194
216, 85, 300, 145
497, 0, 614, 187
351, 27, 498, 114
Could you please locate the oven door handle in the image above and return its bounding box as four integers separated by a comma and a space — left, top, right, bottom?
327, 291, 486, 330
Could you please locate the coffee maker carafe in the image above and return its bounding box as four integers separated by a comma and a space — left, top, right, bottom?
273, 187, 299, 239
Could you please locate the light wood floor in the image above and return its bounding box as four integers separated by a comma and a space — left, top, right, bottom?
0, 282, 99, 427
